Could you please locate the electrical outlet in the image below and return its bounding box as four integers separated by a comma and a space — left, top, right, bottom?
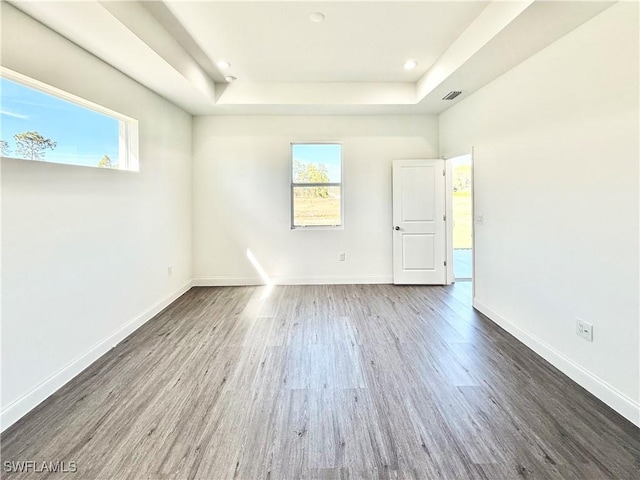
339, 252, 346, 262
576, 318, 593, 342
475, 214, 484, 225
167, 265, 173, 276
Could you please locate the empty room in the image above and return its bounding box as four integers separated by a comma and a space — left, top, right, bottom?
1, 0, 638, 479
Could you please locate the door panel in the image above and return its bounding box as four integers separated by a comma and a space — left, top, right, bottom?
393, 159, 446, 284
403, 234, 435, 270
401, 166, 435, 222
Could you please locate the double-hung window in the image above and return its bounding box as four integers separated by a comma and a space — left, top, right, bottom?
291, 143, 343, 228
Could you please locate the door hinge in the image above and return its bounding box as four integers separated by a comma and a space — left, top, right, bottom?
443, 214, 446, 222
444, 261, 447, 266
442, 169, 446, 176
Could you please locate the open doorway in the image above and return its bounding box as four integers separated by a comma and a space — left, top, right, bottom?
451, 154, 472, 281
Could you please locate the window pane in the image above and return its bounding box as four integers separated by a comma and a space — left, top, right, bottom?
292, 143, 341, 183
293, 186, 341, 226
1, 78, 121, 169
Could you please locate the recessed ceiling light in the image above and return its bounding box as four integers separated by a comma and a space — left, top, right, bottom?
404, 59, 418, 70
309, 12, 325, 23
217, 60, 231, 69
224, 76, 237, 83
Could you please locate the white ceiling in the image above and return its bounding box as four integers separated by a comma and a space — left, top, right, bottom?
6, 0, 615, 115
163, 1, 489, 82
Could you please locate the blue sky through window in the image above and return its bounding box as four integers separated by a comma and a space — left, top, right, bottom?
0, 78, 119, 167
292, 144, 341, 182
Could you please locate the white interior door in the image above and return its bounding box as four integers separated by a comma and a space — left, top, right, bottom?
392, 159, 447, 285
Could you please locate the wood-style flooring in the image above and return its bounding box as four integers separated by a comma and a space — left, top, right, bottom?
2, 283, 639, 479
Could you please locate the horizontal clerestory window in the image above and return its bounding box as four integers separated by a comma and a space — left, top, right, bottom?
0, 68, 138, 171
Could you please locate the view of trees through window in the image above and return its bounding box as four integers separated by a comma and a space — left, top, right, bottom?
1, 77, 120, 169
452, 156, 472, 249
292, 143, 342, 227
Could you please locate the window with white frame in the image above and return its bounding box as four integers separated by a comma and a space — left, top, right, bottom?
291, 143, 342, 228
0, 68, 138, 171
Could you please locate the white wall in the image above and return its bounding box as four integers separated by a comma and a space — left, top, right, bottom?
439, 2, 639, 425
1, 4, 193, 430
193, 115, 438, 285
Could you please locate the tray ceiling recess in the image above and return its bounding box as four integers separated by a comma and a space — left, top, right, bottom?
5, 1, 614, 115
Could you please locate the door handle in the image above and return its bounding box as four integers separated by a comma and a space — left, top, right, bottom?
395, 226, 400, 231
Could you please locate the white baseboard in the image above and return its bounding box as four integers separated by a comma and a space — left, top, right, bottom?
194, 274, 394, 286
0, 280, 193, 432
273, 274, 394, 285
193, 276, 264, 286
473, 298, 640, 427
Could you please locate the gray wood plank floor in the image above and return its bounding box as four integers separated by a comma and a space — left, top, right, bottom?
2, 283, 639, 479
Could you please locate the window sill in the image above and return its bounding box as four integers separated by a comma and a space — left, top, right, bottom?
291, 225, 344, 231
